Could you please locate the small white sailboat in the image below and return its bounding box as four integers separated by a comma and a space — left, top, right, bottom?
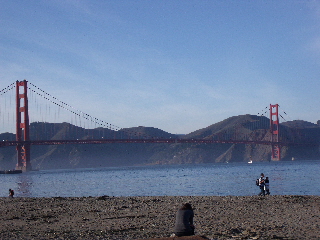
248, 157, 253, 164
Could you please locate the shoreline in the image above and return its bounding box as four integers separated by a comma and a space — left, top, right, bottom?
0, 195, 319, 239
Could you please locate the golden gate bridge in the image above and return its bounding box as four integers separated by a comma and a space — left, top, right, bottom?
0, 80, 302, 172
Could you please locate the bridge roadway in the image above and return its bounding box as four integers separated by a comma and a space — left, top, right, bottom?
0, 138, 285, 147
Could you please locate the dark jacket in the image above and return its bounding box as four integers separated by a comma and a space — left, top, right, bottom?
173, 209, 194, 236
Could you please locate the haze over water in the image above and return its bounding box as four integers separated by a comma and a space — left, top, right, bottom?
0, 160, 319, 198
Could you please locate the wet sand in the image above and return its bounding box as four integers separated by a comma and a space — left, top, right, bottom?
0, 195, 319, 239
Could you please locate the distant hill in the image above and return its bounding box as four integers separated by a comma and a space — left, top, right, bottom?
0, 115, 320, 170
184, 114, 270, 139
281, 120, 319, 128
121, 126, 177, 139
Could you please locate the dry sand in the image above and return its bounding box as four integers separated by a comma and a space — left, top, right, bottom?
0, 195, 319, 239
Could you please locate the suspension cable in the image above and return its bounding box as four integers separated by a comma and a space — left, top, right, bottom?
0, 82, 15, 96
28, 82, 157, 139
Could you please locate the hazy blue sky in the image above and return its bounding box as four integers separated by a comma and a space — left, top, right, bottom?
1, 0, 320, 134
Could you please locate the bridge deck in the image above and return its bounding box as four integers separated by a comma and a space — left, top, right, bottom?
0, 138, 282, 147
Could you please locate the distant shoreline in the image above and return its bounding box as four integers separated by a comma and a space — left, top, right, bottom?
0, 195, 319, 239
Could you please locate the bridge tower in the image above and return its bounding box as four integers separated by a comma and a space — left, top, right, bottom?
15, 80, 32, 172
270, 104, 280, 161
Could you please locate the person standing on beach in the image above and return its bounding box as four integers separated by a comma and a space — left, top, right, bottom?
173, 203, 195, 237
264, 177, 270, 195
258, 173, 265, 196
8, 189, 14, 198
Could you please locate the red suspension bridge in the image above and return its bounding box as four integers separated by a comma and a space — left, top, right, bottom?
0, 80, 301, 172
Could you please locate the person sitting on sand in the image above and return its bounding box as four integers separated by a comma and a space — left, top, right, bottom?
264, 177, 270, 195
258, 173, 265, 196
173, 203, 195, 237
8, 189, 14, 198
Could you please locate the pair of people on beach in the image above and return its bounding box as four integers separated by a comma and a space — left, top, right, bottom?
258, 173, 270, 196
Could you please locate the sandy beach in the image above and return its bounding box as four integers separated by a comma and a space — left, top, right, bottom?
0, 195, 319, 239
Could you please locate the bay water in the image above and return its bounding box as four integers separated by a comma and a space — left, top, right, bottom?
1, 160, 319, 198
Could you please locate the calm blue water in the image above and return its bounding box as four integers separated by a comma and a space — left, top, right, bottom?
0, 160, 319, 197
